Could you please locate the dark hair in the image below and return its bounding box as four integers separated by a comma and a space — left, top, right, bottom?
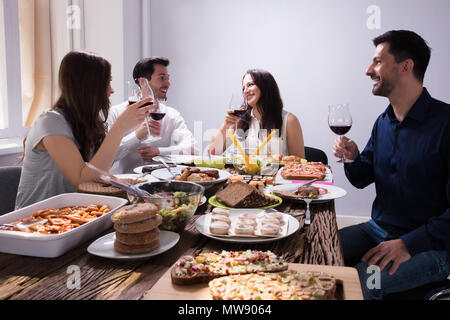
53, 50, 111, 161
373, 30, 431, 83
238, 69, 283, 132
132, 57, 170, 83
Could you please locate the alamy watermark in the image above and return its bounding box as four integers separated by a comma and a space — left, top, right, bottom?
67, 5, 81, 30
66, 265, 81, 290
366, 5, 381, 30
366, 265, 381, 290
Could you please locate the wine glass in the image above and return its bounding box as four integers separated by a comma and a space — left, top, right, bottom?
228, 93, 248, 142
228, 92, 248, 116
127, 80, 141, 105
138, 77, 166, 140
127, 79, 153, 140
328, 103, 353, 163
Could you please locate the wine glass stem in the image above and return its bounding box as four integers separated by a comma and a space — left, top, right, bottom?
145, 115, 152, 137
305, 200, 311, 225
340, 135, 346, 162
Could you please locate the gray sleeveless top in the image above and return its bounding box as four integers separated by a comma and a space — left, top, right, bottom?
15, 109, 78, 209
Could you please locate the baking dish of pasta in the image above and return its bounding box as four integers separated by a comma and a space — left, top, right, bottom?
0, 193, 128, 258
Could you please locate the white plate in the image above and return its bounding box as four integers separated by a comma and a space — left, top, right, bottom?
131, 164, 171, 182
150, 165, 231, 189
0, 193, 128, 258
270, 183, 347, 202
115, 173, 159, 183
153, 155, 195, 165
199, 196, 207, 206
87, 230, 180, 260
155, 154, 227, 166
195, 209, 300, 243
275, 166, 333, 184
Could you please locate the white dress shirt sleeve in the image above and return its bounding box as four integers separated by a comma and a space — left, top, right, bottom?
157, 109, 198, 156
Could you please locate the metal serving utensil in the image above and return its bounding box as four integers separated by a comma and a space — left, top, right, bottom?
157, 157, 176, 179
0, 219, 48, 231
299, 178, 318, 188
85, 162, 151, 198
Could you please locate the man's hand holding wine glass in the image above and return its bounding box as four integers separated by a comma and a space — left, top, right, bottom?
137, 145, 160, 162
332, 136, 359, 162
135, 118, 161, 140
328, 103, 355, 163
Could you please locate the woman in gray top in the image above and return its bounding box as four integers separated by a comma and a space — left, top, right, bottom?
15, 51, 152, 209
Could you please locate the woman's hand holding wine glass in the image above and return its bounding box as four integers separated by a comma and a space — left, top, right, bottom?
127, 79, 153, 139
228, 92, 248, 116
114, 97, 153, 136
225, 93, 248, 132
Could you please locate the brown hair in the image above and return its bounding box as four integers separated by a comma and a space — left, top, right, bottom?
132, 56, 170, 83
238, 69, 284, 132
53, 51, 112, 161
373, 30, 431, 83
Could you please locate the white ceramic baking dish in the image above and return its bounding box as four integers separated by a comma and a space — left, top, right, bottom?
0, 193, 128, 258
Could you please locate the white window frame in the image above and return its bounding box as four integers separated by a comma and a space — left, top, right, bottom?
0, 0, 29, 140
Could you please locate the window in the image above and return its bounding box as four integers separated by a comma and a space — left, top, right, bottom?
0, 0, 7, 130
0, 0, 27, 140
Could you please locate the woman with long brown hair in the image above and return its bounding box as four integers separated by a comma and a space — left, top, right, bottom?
15, 51, 152, 209
209, 69, 305, 157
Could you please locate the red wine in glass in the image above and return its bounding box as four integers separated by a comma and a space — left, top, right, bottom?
149, 112, 166, 121
228, 93, 248, 117
128, 100, 153, 108
231, 108, 247, 116
329, 125, 351, 135
328, 103, 353, 163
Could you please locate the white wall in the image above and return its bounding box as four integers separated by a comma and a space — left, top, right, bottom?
83, 0, 124, 106
147, 0, 450, 217
83, 0, 151, 105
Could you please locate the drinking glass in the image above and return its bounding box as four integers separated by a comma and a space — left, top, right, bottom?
228, 93, 248, 143
139, 78, 165, 141
328, 103, 352, 163
228, 92, 248, 116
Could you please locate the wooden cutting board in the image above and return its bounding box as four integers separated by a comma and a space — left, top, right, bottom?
143, 263, 363, 300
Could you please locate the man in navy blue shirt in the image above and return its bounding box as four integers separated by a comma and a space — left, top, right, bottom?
333, 30, 450, 299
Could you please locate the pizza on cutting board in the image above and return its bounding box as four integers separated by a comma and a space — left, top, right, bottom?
209, 270, 336, 300
171, 250, 288, 285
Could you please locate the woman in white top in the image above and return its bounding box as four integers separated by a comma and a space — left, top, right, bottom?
15, 51, 152, 209
209, 69, 305, 158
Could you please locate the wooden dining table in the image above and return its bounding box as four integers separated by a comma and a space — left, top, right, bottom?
0, 180, 363, 301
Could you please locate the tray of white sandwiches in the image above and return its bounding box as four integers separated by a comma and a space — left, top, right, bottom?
195, 208, 300, 244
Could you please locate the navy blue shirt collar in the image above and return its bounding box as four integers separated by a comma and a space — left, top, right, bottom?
384, 87, 431, 123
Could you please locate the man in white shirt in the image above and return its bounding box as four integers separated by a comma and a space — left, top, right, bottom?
107, 57, 197, 174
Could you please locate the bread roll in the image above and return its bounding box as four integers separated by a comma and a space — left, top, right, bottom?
111, 203, 158, 224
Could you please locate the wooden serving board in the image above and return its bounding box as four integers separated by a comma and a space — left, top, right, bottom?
143, 263, 363, 300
